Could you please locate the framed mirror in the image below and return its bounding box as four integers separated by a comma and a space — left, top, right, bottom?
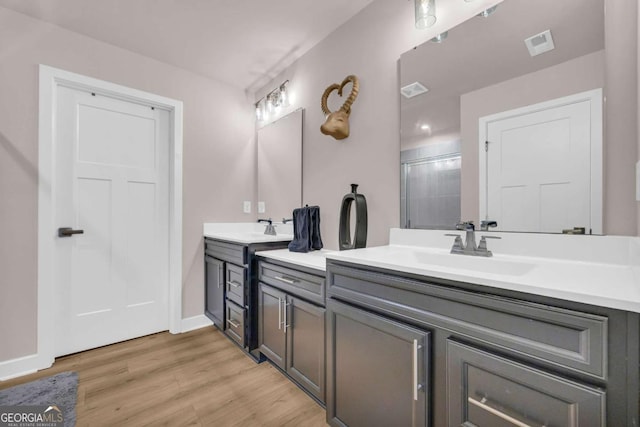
257, 108, 303, 221
400, 0, 604, 233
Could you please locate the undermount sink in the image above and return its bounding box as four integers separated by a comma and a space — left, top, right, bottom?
405, 250, 537, 277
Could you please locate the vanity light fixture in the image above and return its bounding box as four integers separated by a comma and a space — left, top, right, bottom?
255, 80, 290, 123
255, 99, 264, 121
415, 0, 436, 29
430, 31, 448, 43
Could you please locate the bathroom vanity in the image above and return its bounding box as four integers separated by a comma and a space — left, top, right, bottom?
255, 249, 332, 404
203, 223, 292, 360
325, 229, 640, 427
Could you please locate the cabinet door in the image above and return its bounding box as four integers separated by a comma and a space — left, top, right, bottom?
447, 340, 606, 427
225, 300, 245, 346
286, 296, 325, 403
205, 255, 225, 328
327, 299, 430, 427
225, 263, 246, 307
258, 283, 287, 369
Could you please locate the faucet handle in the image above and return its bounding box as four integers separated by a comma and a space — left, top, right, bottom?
477, 235, 501, 256
445, 233, 465, 253
456, 221, 475, 231
480, 220, 497, 231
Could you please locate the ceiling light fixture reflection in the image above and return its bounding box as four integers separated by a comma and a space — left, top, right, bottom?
430, 31, 448, 43
415, 0, 436, 29
477, 5, 498, 17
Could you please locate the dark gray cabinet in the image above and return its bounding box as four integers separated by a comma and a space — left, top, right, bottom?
258, 282, 326, 402
203, 237, 289, 360
257, 259, 326, 403
225, 263, 246, 308
225, 299, 245, 345
327, 299, 430, 427
258, 283, 286, 367
326, 260, 639, 427
204, 255, 224, 328
286, 295, 325, 400
447, 340, 606, 427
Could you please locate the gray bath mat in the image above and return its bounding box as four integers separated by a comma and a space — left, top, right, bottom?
0, 371, 78, 426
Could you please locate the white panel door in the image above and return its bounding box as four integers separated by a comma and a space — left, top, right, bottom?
483, 95, 597, 233
54, 86, 169, 356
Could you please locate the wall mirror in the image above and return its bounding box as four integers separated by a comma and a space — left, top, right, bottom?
400, 0, 605, 233
257, 108, 303, 222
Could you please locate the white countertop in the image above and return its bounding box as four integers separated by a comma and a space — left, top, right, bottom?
326, 229, 640, 313
203, 222, 293, 244
255, 248, 335, 272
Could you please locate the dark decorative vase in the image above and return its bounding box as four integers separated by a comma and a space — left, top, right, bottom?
339, 184, 367, 250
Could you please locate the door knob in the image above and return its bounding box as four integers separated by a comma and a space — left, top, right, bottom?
58, 227, 84, 237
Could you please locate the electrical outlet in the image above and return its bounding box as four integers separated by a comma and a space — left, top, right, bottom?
243, 201, 251, 213
258, 201, 265, 214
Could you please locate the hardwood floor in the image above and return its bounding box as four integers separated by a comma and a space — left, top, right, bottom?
0, 327, 328, 426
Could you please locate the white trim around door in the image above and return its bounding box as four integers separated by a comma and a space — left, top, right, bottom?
37, 65, 183, 371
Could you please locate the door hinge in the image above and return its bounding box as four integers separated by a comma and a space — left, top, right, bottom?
485, 140, 489, 152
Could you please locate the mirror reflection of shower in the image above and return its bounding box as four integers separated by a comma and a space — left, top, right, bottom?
401, 139, 461, 229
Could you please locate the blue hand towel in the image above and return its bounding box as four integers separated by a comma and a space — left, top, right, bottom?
288, 207, 310, 252
288, 206, 323, 252
309, 206, 323, 250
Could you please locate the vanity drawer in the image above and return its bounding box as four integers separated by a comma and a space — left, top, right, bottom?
225, 263, 246, 307
447, 340, 606, 426
225, 300, 245, 346
258, 260, 325, 306
205, 238, 247, 266
327, 262, 608, 380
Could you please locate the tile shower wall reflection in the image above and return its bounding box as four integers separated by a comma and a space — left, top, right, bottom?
401, 139, 461, 229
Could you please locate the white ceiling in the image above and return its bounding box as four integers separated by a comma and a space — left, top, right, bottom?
0, 0, 375, 92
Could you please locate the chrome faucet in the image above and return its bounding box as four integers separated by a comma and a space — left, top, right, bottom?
258, 218, 276, 236
480, 220, 497, 231
446, 221, 500, 257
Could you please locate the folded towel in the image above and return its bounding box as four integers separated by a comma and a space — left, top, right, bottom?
309, 206, 323, 250
288, 205, 323, 253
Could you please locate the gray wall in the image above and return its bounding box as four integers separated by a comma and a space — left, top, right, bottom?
605, 0, 638, 236
0, 7, 254, 362
256, 0, 639, 249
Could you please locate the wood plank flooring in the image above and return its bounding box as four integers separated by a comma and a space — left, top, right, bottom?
0, 326, 327, 426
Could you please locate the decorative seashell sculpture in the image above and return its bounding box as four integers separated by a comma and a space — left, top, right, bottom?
320, 75, 359, 140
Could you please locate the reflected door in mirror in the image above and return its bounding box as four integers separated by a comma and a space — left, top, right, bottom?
479, 90, 602, 234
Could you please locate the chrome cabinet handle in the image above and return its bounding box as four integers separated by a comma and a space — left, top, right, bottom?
283, 300, 290, 333
467, 397, 533, 427
413, 339, 418, 401
226, 319, 240, 328
218, 269, 222, 288
412, 339, 423, 401
278, 297, 282, 330
274, 275, 298, 285
227, 281, 242, 288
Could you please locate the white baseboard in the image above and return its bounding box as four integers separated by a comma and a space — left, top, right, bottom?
0, 353, 49, 381
180, 314, 213, 333
1, 317, 211, 380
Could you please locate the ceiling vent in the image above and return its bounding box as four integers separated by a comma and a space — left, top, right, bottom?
401, 82, 429, 99
524, 29, 555, 57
